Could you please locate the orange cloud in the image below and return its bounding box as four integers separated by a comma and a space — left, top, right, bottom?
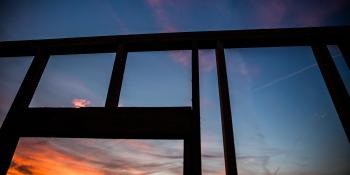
7, 139, 183, 175
72, 98, 91, 108
7, 141, 104, 175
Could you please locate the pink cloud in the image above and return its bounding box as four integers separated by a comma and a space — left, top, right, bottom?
202, 50, 262, 75
225, 50, 260, 77
169, 51, 191, 67
146, 1, 217, 72
294, 0, 349, 26
0, 94, 11, 112
249, 0, 287, 28
216, 170, 225, 175
72, 98, 91, 108
199, 50, 216, 72
146, 0, 161, 7
201, 98, 214, 110
249, 0, 349, 28
146, 0, 178, 32
123, 140, 153, 152
237, 61, 260, 77
169, 50, 217, 73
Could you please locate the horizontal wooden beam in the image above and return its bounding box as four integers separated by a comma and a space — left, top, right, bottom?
7, 107, 192, 139
0, 26, 349, 57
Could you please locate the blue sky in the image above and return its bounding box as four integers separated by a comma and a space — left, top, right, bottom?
0, 0, 350, 175
1, 0, 350, 40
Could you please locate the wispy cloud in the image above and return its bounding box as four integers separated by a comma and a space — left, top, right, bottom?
200, 97, 215, 110
169, 48, 218, 72
145, 3, 219, 72
145, 1, 193, 69
226, 50, 260, 77
253, 63, 317, 92
95, 0, 129, 34
249, 0, 350, 28
169, 50, 191, 67
8, 138, 183, 175
30, 67, 105, 107
249, 0, 287, 28
8, 140, 105, 175
237, 155, 280, 175
294, 0, 349, 26
236, 61, 260, 77
199, 50, 216, 73
146, 0, 177, 32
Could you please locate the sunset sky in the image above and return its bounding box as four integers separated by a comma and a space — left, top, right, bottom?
0, 0, 350, 175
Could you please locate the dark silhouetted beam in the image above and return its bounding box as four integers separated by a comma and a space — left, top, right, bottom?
0, 26, 349, 57
184, 42, 201, 175
105, 45, 128, 107
216, 41, 238, 175
338, 44, 350, 69
0, 50, 50, 175
312, 45, 350, 141
9, 107, 192, 139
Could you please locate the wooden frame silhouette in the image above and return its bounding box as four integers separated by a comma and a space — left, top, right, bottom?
0, 26, 349, 175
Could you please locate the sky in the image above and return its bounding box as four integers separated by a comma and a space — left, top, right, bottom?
0, 0, 350, 175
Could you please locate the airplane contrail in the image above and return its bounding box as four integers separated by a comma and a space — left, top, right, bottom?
253, 63, 317, 92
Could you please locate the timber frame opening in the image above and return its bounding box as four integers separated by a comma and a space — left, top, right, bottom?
0, 26, 349, 175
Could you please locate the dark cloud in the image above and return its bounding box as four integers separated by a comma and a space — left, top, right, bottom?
10, 161, 33, 175
202, 152, 224, 159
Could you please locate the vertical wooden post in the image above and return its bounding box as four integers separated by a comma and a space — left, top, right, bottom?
105, 45, 128, 107
312, 45, 350, 141
184, 42, 202, 175
0, 50, 50, 175
215, 41, 238, 175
